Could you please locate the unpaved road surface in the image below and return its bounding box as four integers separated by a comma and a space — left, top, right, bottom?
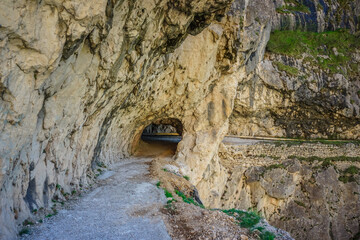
222, 137, 262, 145
21, 158, 171, 240
141, 135, 262, 145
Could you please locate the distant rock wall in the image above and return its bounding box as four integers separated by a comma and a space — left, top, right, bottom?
229, 50, 360, 139
229, 0, 360, 139
270, 0, 360, 33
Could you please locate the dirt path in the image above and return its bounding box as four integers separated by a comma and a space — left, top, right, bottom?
21, 158, 171, 240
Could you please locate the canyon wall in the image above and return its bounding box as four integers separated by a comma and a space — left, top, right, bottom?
0, 0, 275, 238
229, 0, 360, 139
1, 0, 359, 239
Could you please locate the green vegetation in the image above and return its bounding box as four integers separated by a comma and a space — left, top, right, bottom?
156, 181, 161, 188
175, 190, 204, 209
222, 208, 261, 228
45, 213, 56, 218
273, 61, 299, 76
260, 231, 276, 240
162, 188, 176, 204
45, 208, 58, 218
261, 164, 285, 177
294, 200, 306, 208
267, 29, 360, 75
164, 189, 173, 198
276, 0, 310, 14
339, 166, 359, 183
344, 166, 359, 175
183, 175, 190, 181
288, 155, 360, 163
19, 228, 30, 236
256, 155, 281, 160
265, 164, 285, 171
222, 209, 276, 240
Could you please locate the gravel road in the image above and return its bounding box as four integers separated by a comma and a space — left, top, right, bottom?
21, 158, 171, 240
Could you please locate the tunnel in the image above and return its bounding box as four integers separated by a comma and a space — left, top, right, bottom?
133, 118, 183, 157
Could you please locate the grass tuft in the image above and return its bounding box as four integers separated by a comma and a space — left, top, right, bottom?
19, 228, 30, 236
273, 61, 299, 76
175, 190, 204, 208
260, 231, 276, 240
222, 208, 261, 228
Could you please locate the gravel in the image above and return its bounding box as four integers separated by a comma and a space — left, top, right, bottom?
21, 158, 171, 240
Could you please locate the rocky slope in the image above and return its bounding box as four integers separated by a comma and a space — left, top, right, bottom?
0, 0, 276, 238
217, 141, 360, 240
229, 0, 360, 139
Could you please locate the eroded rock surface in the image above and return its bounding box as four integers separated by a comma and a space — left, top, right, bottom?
229, 0, 360, 139
1, 0, 359, 238
216, 142, 360, 240
0, 0, 274, 238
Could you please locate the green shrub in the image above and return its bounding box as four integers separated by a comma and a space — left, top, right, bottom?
19, 228, 30, 236
163, 189, 173, 198
175, 190, 204, 208
222, 208, 261, 228
260, 231, 276, 240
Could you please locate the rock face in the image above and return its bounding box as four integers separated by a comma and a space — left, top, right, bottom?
229, 49, 360, 139
271, 0, 360, 33
229, 0, 360, 139
0, 0, 359, 238
217, 142, 360, 240
0, 0, 275, 238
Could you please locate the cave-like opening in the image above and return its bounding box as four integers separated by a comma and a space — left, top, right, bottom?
134, 118, 183, 157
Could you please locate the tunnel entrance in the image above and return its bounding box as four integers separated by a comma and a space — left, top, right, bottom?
134, 118, 183, 157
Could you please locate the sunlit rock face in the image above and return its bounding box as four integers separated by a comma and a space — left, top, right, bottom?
271, 0, 360, 33
0, 0, 275, 238
229, 0, 360, 139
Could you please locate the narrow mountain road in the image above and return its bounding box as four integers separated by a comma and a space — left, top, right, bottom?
141, 134, 263, 145
22, 158, 171, 240
21, 136, 262, 240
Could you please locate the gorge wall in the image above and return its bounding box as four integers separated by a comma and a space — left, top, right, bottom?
1, 0, 359, 239
229, 0, 360, 139
0, 0, 274, 238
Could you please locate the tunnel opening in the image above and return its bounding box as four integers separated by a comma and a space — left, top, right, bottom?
133, 118, 183, 157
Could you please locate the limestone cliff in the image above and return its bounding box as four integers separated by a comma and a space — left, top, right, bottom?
0, 0, 274, 238
1, 0, 359, 239
229, 0, 360, 139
